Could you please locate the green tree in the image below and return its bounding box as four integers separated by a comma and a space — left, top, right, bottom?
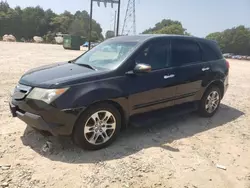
0, 1, 104, 42
44, 9, 56, 32
51, 11, 74, 33
21, 6, 48, 38
0, 1, 9, 12
105, 30, 115, 39
68, 18, 84, 36
142, 19, 188, 35
154, 24, 186, 35
68, 10, 103, 41
206, 32, 225, 49
91, 31, 99, 42
206, 26, 250, 55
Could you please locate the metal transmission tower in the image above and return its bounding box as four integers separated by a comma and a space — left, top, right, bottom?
122, 0, 136, 35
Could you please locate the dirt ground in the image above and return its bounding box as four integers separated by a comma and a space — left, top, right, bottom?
0, 42, 250, 188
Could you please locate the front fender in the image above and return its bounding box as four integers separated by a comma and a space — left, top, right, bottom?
72, 84, 125, 108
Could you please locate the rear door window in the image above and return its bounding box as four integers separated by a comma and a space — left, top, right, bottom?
170, 39, 202, 66
199, 41, 222, 61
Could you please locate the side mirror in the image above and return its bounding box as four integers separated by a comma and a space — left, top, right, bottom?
133, 63, 152, 74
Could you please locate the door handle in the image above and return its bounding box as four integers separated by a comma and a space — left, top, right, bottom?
202, 67, 210, 71
164, 74, 175, 79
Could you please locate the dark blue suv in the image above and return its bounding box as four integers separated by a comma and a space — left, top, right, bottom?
9, 35, 229, 150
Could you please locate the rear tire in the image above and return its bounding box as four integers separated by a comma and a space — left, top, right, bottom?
198, 86, 221, 117
72, 103, 121, 150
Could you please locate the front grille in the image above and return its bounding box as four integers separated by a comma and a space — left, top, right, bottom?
13, 84, 32, 100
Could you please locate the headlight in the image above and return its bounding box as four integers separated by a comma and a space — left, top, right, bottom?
27, 87, 68, 104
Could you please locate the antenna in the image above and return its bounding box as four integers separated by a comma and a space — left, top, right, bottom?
122, 0, 136, 35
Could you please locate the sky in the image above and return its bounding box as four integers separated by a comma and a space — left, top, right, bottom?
6, 0, 250, 37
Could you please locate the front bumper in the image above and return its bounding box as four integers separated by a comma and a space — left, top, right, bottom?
10, 102, 59, 135
9, 99, 83, 136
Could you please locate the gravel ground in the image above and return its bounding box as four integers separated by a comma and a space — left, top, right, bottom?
0, 42, 250, 188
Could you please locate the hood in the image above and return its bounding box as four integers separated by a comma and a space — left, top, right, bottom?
19, 62, 106, 88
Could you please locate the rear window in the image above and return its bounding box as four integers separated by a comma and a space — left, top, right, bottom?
199, 41, 223, 61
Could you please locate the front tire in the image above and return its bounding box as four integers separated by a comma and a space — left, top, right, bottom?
198, 86, 221, 117
73, 103, 121, 150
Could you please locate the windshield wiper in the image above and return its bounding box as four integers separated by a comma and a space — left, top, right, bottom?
68, 60, 75, 63
68, 60, 96, 70
75, 63, 97, 71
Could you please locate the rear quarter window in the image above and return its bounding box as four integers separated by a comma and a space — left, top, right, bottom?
199, 41, 223, 61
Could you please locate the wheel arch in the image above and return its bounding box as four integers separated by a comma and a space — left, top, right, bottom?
95, 100, 129, 130
209, 80, 225, 97
72, 99, 129, 135
206, 80, 225, 98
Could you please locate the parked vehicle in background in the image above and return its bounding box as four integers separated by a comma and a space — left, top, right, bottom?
234, 55, 242, 60
223, 53, 233, 58
238, 55, 244, 60
83, 42, 89, 47
91, 42, 100, 48
242, 56, 248, 60
247, 56, 250, 60
9, 35, 229, 150
82, 42, 99, 48
230, 55, 250, 60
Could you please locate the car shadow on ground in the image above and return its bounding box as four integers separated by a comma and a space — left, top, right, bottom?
21, 104, 244, 164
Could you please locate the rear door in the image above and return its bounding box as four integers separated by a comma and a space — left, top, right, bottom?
199, 40, 227, 84
170, 38, 211, 105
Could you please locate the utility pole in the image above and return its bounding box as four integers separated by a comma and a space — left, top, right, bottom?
88, 0, 93, 50
116, 0, 121, 36
114, 11, 117, 36
133, 0, 136, 35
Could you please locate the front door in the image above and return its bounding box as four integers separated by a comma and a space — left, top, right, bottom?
127, 39, 178, 115
170, 38, 211, 105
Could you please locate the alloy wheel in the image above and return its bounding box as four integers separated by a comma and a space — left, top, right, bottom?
84, 110, 116, 145
205, 91, 220, 113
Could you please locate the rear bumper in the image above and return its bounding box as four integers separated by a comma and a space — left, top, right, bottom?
224, 75, 229, 95
9, 99, 84, 136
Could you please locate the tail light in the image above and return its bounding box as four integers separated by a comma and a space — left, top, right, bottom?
225, 60, 230, 69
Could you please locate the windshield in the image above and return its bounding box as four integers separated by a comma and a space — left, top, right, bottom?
74, 41, 138, 70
